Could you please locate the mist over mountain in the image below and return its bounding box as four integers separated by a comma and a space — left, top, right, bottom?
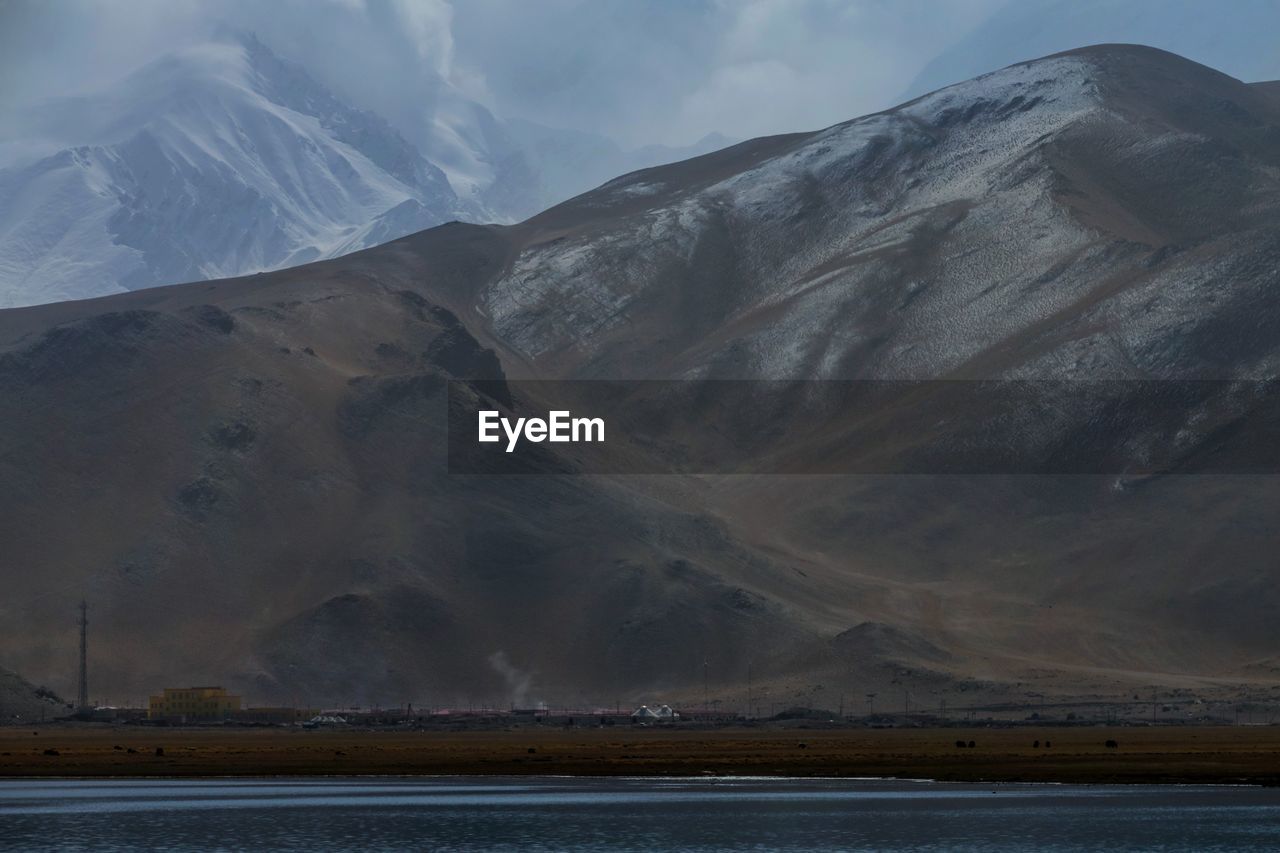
0, 33, 467, 307
16, 0, 1274, 313
4, 46, 1280, 711
0, 31, 732, 310
905, 0, 1280, 99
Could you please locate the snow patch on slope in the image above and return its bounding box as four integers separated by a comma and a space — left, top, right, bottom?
483, 56, 1109, 377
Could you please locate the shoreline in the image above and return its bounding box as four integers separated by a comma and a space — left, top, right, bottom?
3, 772, 1272, 787
5, 725, 1280, 785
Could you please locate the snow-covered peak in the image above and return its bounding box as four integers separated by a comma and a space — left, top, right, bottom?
0, 33, 471, 307
11, 39, 263, 155
0, 28, 744, 308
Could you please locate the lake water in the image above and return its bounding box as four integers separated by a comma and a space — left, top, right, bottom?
2, 777, 1279, 851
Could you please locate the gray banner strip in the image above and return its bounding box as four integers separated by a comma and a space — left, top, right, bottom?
446, 379, 1280, 475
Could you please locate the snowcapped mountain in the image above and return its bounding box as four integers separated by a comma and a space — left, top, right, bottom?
0, 32, 737, 310
7, 46, 1280, 708
484, 46, 1280, 384
0, 33, 475, 308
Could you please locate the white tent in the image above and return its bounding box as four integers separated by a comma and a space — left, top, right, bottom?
631, 704, 679, 721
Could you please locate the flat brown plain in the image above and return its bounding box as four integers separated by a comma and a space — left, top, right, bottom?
3, 726, 1280, 784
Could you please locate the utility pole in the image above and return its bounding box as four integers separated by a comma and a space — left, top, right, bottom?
866, 692, 876, 718
1152, 686, 1157, 726
77, 600, 89, 712
703, 657, 709, 712
746, 661, 753, 720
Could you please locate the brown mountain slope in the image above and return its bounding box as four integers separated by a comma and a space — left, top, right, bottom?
0, 244, 826, 708
3, 45, 1280, 712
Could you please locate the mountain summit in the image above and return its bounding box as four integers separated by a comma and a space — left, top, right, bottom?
482, 44, 1280, 381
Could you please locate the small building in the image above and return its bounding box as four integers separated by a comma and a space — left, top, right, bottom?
148, 686, 242, 720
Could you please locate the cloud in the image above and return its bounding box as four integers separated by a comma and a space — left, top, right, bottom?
10, 0, 1275, 154
662, 0, 1004, 141
677, 59, 809, 139
389, 0, 454, 78
0, 0, 1003, 148
446, 0, 1003, 145
488, 651, 534, 708
0, 0, 470, 146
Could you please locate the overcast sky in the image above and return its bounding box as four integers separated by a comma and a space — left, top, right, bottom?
2, 0, 1279, 149
0, 0, 1001, 147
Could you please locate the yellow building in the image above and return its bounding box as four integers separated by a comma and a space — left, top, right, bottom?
148, 686, 242, 720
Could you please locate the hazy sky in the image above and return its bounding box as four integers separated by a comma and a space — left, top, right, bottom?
2, 0, 1279, 149
0, 0, 1001, 147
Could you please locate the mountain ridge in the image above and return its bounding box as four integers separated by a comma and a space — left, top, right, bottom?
4, 45, 1280, 710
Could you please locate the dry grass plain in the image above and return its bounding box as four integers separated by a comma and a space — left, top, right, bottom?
4, 725, 1280, 784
